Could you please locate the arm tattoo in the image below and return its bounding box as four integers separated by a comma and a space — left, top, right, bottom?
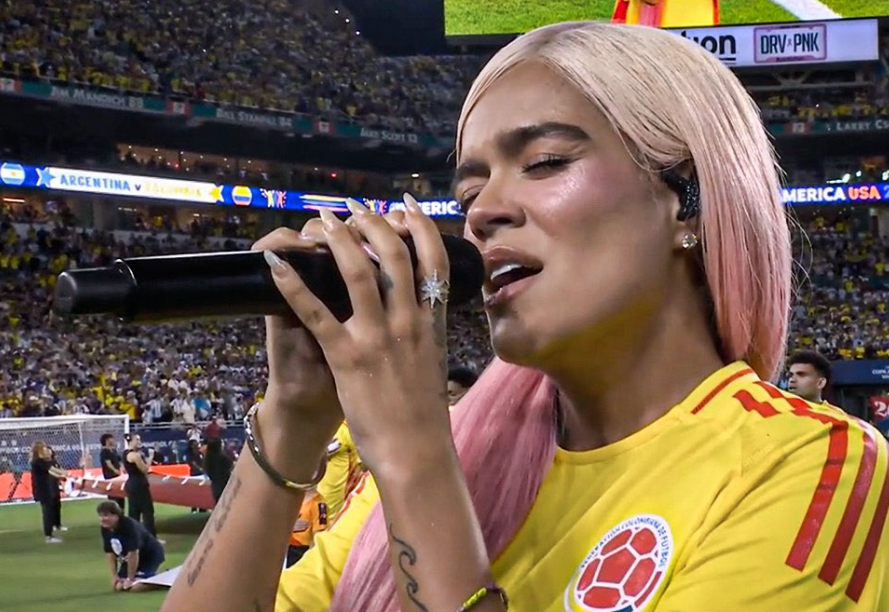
213, 476, 242, 533
185, 539, 215, 587
184, 475, 243, 586
389, 522, 430, 612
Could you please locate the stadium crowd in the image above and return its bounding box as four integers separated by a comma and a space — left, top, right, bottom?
0, 0, 479, 137
789, 212, 889, 361
758, 86, 889, 124
1, 0, 888, 141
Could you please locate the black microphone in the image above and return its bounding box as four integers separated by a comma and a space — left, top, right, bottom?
52, 235, 484, 324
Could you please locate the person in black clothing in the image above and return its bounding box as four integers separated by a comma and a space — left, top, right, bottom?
203, 438, 233, 505
47, 447, 67, 533
30, 440, 67, 544
97, 501, 165, 592
185, 439, 205, 513
123, 434, 157, 537
99, 433, 125, 512
186, 439, 204, 477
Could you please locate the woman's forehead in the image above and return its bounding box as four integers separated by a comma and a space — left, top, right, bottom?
461, 64, 606, 153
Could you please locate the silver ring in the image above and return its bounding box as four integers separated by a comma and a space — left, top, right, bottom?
418, 270, 450, 309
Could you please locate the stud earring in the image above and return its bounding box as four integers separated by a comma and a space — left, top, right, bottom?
681, 233, 699, 250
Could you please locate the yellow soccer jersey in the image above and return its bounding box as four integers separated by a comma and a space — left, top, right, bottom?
316, 422, 360, 519
277, 362, 889, 612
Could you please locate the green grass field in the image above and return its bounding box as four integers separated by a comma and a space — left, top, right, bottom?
0, 500, 205, 612
444, 0, 889, 36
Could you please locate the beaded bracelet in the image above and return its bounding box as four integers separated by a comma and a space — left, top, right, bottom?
244, 403, 327, 492
456, 584, 509, 612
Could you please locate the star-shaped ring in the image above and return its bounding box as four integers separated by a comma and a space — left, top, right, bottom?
418, 270, 450, 309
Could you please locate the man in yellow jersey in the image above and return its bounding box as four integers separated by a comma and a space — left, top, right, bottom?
787, 351, 833, 405
316, 422, 361, 519
612, 0, 719, 28
277, 363, 889, 611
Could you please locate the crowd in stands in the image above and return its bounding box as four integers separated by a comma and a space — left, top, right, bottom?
2, 0, 889, 140
758, 87, 889, 124
0, 205, 492, 421
789, 212, 889, 361
0, 0, 479, 137
3, 198, 259, 241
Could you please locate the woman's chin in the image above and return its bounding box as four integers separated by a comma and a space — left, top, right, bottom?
490, 329, 540, 368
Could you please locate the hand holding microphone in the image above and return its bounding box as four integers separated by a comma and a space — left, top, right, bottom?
53, 195, 482, 481
263, 195, 459, 473
246, 199, 455, 480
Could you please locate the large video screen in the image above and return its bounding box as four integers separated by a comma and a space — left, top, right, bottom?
444, 0, 889, 37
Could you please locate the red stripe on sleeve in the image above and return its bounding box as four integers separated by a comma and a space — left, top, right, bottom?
818, 430, 878, 584
733, 390, 780, 417
785, 424, 849, 570
846, 437, 889, 602
689, 368, 754, 414
753, 384, 851, 571
713, 0, 719, 24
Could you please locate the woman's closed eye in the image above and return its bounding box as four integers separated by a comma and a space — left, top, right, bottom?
457, 156, 573, 213
521, 154, 571, 174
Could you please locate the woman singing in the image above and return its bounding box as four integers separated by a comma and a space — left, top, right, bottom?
163, 22, 888, 612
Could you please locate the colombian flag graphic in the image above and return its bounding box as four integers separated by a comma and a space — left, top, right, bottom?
232, 185, 253, 206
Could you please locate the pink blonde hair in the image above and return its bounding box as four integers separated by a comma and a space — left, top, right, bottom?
331, 22, 790, 611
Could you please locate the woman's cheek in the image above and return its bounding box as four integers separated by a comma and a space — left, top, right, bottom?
530, 164, 613, 231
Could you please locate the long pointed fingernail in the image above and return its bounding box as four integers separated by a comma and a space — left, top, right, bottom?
263, 250, 286, 276
403, 192, 422, 215
319, 208, 338, 230
345, 198, 369, 216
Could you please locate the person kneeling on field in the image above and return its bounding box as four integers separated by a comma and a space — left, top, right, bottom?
97, 501, 166, 592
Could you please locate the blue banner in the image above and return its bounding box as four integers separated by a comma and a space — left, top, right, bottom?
782, 183, 889, 206
1, 159, 885, 218
0, 160, 464, 217
830, 360, 889, 386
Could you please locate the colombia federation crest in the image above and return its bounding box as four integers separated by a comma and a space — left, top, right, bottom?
564, 514, 673, 612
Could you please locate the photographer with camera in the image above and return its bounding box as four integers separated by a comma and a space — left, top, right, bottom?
123, 434, 158, 538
